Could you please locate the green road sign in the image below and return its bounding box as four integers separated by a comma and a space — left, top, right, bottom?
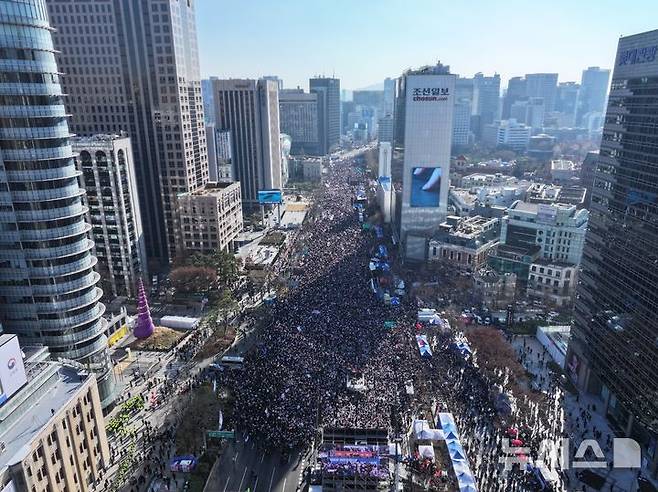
207, 430, 235, 439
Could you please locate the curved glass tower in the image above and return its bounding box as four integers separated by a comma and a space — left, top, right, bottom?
0, 0, 115, 406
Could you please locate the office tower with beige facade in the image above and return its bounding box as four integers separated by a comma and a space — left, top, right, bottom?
279, 89, 320, 155
0, 334, 110, 492
47, 0, 209, 264
72, 134, 147, 299
177, 182, 243, 254
212, 79, 281, 208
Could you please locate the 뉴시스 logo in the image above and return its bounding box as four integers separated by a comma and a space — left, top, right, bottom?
499, 437, 641, 472
7, 357, 16, 370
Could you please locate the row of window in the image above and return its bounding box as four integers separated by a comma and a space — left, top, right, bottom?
0, 71, 58, 84
530, 264, 572, 278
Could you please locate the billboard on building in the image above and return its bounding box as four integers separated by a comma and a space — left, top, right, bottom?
0, 335, 27, 406
410, 167, 441, 207
258, 189, 283, 204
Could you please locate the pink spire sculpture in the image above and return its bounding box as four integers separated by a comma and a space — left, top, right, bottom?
134, 279, 155, 339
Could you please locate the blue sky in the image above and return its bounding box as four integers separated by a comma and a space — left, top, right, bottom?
196, 0, 658, 90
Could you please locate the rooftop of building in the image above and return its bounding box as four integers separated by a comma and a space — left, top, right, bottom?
508, 200, 576, 214
525, 183, 587, 206
474, 267, 516, 282
179, 181, 240, 197
450, 188, 477, 205
435, 215, 499, 242
473, 159, 515, 168
551, 159, 578, 171
70, 133, 129, 144
404, 61, 451, 76
490, 118, 530, 129
493, 243, 542, 259
462, 172, 516, 181
0, 365, 88, 470
531, 259, 578, 269
279, 88, 317, 100
530, 134, 556, 140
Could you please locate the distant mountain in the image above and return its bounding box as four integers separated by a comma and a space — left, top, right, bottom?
354, 82, 384, 91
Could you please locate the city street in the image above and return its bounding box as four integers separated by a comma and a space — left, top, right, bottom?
203, 434, 315, 492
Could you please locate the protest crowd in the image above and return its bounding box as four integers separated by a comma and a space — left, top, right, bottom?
218, 157, 578, 491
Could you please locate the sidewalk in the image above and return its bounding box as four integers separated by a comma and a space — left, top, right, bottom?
512, 335, 657, 492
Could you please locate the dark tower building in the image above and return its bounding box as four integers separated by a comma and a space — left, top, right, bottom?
47, 0, 209, 265
568, 30, 658, 476
310, 77, 340, 155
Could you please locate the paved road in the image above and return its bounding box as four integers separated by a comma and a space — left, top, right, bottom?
204, 432, 314, 492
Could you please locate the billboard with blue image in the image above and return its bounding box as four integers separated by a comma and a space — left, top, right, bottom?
410, 167, 441, 207
258, 189, 283, 204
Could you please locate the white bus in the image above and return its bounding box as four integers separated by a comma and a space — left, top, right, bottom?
219, 355, 244, 370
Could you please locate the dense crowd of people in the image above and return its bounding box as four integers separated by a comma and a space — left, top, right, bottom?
222, 157, 578, 491
228, 161, 417, 452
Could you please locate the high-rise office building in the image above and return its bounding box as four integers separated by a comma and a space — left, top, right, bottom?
472, 73, 501, 138
72, 135, 147, 299
48, 0, 209, 264
310, 77, 341, 154
502, 76, 527, 119
398, 63, 455, 259
525, 73, 559, 112
206, 125, 233, 183
212, 79, 282, 207
352, 90, 384, 109
378, 142, 392, 178
510, 97, 545, 129
576, 66, 611, 125
378, 114, 394, 144
556, 81, 580, 126
202, 77, 218, 125
279, 89, 320, 155
452, 98, 472, 146
580, 150, 598, 209
454, 76, 475, 146
0, 0, 115, 406
455, 76, 475, 103
262, 75, 284, 91
569, 30, 658, 475
383, 77, 396, 116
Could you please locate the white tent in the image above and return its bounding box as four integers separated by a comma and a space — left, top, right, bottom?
418, 445, 435, 461
413, 420, 445, 441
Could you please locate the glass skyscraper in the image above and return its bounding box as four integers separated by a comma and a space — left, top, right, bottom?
310, 77, 341, 155
569, 29, 658, 476
0, 0, 115, 406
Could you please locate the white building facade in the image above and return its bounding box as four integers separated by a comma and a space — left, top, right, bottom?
400, 67, 456, 258
73, 135, 147, 299
483, 119, 531, 151
501, 201, 589, 264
